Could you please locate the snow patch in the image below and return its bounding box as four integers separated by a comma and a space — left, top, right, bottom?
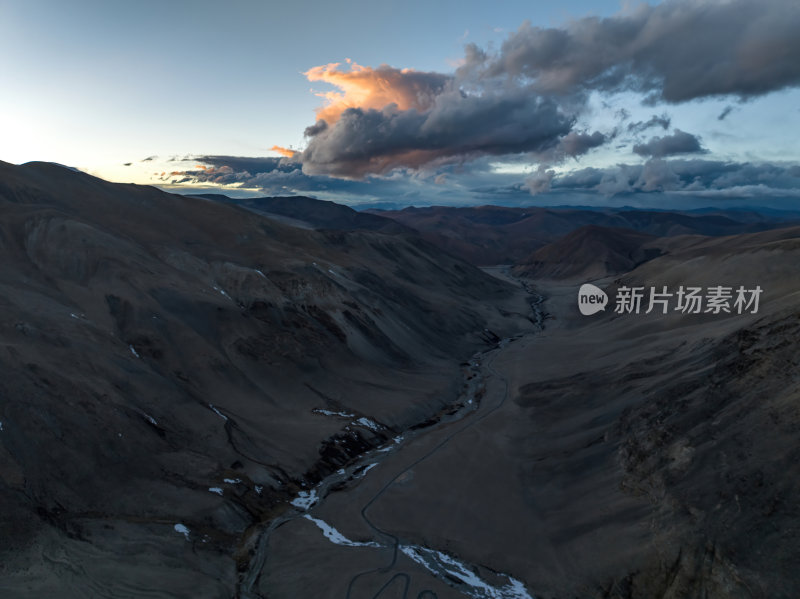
354, 417, 381, 432
313, 408, 354, 418
174, 523, 190, 540
291, 489, 318, 510
399, 545, 533, 599
208, 487, 223, 496
212, 284, 232, 300
209, 404, 228, 421
303, 515, 380, 548
0, 421, 3, 431
223, 478, 241, 484
255, 485, 263, 495
129, 345, 140, 358
143, 414, 158, 426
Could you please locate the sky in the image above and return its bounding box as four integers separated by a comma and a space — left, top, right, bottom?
2, 0, 800, 209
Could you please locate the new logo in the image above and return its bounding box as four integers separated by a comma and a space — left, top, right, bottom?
578, 283, 608, 316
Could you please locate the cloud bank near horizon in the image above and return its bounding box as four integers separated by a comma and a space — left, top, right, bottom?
159, 155, 800, 208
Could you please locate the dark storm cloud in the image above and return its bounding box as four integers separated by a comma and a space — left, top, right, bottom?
633, 130, 706, 158
304, 120, 328, 137
459, 0, 800, 103
627, 113, 671, 134
544, 159, 800, 197
300, 89, 575, 177
526, 130, 610, 165
555, 130, 607, 158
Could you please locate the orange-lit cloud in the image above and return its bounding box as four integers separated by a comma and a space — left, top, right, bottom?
270, 145, 298, 158
304, 62, 449, 124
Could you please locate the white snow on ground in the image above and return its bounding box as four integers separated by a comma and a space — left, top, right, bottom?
0, 421, 3, 431
313, 408, 354, 418
208, 487, 223, 496
70, 313, 79, 319
223, 478, 241, 484
143, 414, 158, 426
212, 285, 233, 300
302, 515, 380, 548
209, 404, 228, 421
394, 435, 404, 444
129, 345, 140, 358
174, 524, 190, 540
399, 545, 533, 599
359, 463, 378, 476
254, 269, 267, 279
354, 417, 381, 431
291, 489, 319, 510
255, 485, 263, 495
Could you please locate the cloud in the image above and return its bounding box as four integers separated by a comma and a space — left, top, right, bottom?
525, 165, 555, 194
633, 129, 706, 158
717, 105, 734, 121
159, 153, 800, 209
458, 0, 800, 103
273, 1, 799, 180
299, 83, 575, 177
554, 130, 607, 158
158, 154, 446, 201
304, 61, 449, 125
270, 145, 299, 158
627, 113, 671, 134
542, 159, 800, 198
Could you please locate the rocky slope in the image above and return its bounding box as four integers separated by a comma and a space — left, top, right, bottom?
0, 161, 532, 598
513, 224, 663, 280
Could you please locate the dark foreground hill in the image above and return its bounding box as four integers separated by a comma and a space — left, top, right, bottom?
0, 162, 531, 597
1, 167, 799, 598
196, 194, 411, 234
